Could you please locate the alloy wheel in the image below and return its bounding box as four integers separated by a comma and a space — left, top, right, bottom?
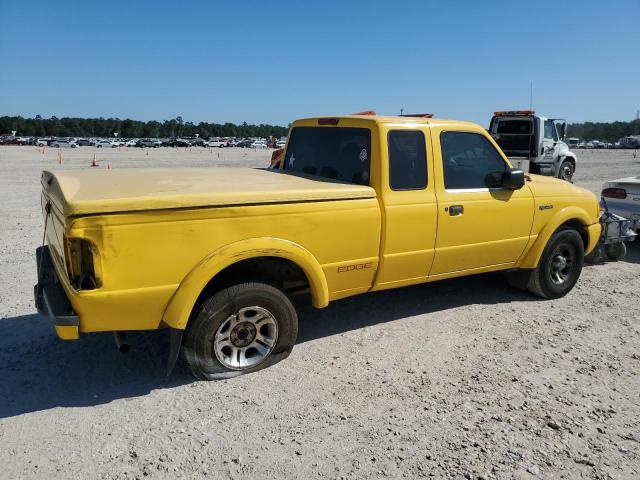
213, 306, 278, 370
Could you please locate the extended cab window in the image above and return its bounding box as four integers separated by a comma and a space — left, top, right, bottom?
284, 127, 371, 185
441, 131, 507, 189
388, 130, 427, 190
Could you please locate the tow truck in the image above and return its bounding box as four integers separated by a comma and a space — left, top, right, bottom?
489, 110, 577, 182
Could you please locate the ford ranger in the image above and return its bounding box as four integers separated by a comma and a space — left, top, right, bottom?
35, 114, 601, 380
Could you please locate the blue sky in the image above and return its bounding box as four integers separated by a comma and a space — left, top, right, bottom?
0, 0, 638, 126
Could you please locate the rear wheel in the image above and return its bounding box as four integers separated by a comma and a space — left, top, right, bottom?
558, 160, 574, 182
181, 282, 298, 380
527, 228, 584, 299
605, 242, 627, 261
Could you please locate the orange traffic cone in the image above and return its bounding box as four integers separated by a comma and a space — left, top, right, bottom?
90, 154, 99, 167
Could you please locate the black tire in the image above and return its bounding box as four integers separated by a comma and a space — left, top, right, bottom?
558, 160, 574, 182
605, 242, 626, 261
527, 228, 584, 299
181, 282, 298, 380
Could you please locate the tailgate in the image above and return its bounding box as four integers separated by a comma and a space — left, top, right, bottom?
41, 190, 67, 277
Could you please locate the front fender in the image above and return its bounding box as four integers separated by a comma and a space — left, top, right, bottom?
162, 237, 329, 330
517, 206, 600, 269
558, 151, 577, 166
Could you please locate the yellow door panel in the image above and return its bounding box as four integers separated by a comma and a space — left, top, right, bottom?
432, 189, 534, 273
374, 126, 437, 287
429, 125, 534, 275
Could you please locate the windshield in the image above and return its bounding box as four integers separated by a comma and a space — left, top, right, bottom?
284, 127, 371, 185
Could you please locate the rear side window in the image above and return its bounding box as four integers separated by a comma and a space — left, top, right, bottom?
441, 132, 507, 189
284, 127, 371, 185
388, 130, 427, 190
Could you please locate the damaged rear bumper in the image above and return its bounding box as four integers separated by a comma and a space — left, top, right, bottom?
34, 245, 80, 340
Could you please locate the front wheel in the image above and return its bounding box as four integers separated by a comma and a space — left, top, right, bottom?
527, 228, 584, 299
558, 160, 574, 182
181, 282, 298, 380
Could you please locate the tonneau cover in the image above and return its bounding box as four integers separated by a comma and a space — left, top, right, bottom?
41, 167, 376, 216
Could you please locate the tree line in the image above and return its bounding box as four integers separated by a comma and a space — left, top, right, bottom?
567, 118, 640, 142
2, 114, 639, 142
0, 115, 289, 139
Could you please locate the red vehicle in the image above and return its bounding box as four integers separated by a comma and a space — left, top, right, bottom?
1, 137, 26, 145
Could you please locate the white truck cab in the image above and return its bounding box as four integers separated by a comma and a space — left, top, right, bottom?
489, 110, 577, 182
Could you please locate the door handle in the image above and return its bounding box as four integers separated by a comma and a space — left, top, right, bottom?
448, 205, 464, 216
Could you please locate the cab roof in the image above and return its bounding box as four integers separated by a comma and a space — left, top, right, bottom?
293, 114, 479, 129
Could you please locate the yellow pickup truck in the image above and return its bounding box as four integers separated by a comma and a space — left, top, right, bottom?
35, 115, 601, 379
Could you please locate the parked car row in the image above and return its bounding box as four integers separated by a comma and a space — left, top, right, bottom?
0, 135, 287, 148
570, 136, 640, 150
576, 140, 616, 149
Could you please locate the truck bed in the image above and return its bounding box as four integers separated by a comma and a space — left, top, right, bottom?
41, 167, 376, 216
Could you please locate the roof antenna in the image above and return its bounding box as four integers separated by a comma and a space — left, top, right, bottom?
400, 108, 404, 117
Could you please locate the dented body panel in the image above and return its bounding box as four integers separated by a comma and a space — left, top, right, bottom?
47, 195, 381, 333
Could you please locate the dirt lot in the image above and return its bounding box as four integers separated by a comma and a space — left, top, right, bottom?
1, 146, 639, 479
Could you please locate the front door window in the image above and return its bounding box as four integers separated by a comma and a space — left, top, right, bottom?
440, 131, 507, 190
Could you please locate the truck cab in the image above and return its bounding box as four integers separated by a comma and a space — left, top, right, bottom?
488, 110, 576, 182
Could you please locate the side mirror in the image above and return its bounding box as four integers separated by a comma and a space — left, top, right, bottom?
502, 168, 525, 190
554, 120, 567, 140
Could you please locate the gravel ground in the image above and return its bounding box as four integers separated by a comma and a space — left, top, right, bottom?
0, 146, 639, 479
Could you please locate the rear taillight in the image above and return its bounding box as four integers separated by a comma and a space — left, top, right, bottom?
602, 188, 627, 199
66, 238, 99, 290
